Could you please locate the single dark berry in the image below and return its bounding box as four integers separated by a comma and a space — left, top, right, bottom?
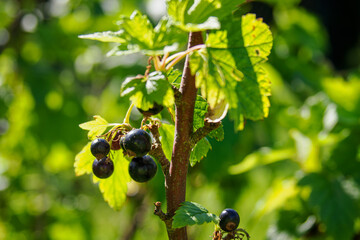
128, 155, 157, 182
123, 129, 152, 157
137, 102, 164, 116
91, 138, 110, 159
219, 208, 240, 232
92, 157, 114, 179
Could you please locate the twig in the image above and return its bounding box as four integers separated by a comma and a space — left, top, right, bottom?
148, 123, 170, 176
190, 119, 221, 148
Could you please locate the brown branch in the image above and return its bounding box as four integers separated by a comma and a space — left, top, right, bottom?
165, 31, 204, 240
190, 119, 221, 148
148, 123, 170, 177
154, 201, 172, 228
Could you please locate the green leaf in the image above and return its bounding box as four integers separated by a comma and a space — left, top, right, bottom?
83, 11, 186, 56
208, 125, 224, 141
166, 0, 247, 31
167, 69, 182, 85
158, 123, 175, 160
173, 201, 219, 228
79, 115, 109, 140
193, 95, 208, 130
190, 138, 212, 167
79, 30, 127, 43
186, 0, 247, 23
94, 150, 131, 210
121, 71, 174, 111
74, 142, 93, 176
298, 173, 358, 239
191, 14, 273, 130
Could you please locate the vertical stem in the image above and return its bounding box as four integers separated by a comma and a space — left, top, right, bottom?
165, 31, 203, 240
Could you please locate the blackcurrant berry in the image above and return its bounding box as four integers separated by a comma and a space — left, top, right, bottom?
128, 155, 157, 182
123, 129, 152, 157
219, 208, 240, 232
137, 102, 164, 116
92, 157, 114, 179
91, 138, 110, 159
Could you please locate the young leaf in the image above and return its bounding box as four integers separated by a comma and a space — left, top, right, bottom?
79, 30, 127, 43
193, 95, 208, 130
166, 0, 247, 31
190, 14, 273, 130
79, 115, 109, 140
158, 123, 175, 160
82, 11, 186, 56
93, 150, 131, 210
121, 71, 174, 111
190, 138, 212, 167
208, 124, 224, 141
172, 201, 219, 228
74, 142, 93, 176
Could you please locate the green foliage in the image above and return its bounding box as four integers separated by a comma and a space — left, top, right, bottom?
94, 151, 131, 210
79, 115, 109, 140
193, 95, 208, 130
81, 10, 186, 56
191, 14, 273, 130
298, 173, 358, 239
121, 71, 174, 110
190, 138, 212, 167
157, 123, 175, 161
76, 116, 131, 210
172, 201, 219, 228
166, 0, 247, 31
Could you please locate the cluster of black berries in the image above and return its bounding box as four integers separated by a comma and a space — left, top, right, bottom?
89, 103, 162, 181
122, 129, 157, 182
90, 129, 157, 182
91, 138, 113, 179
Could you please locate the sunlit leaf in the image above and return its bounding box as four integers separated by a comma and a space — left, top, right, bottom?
74, 142, 93, 176
158, 123, 175, 160
191, 14, 273, 130
172, 201, 219, 228
166, 0, 246, 31
93, 150, 130, 210
190, 138, 211, 167
193, 95, 208, 130
256, 179, 299, 218
84, 11, 186, 56
79, 115, 109, 140
229, 148, 295, 174
121, 71, 174, 111
79, 30, 127, 43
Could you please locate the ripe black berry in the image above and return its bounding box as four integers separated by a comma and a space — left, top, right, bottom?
128, 155, 157, 182
137, 102, 164, 116
219, 208, 240, 232
91, 138, 110, 159
123, 129, 152, 157
92, 157, 114, 179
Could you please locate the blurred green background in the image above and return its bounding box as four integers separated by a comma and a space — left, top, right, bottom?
1, 0, 360, 239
